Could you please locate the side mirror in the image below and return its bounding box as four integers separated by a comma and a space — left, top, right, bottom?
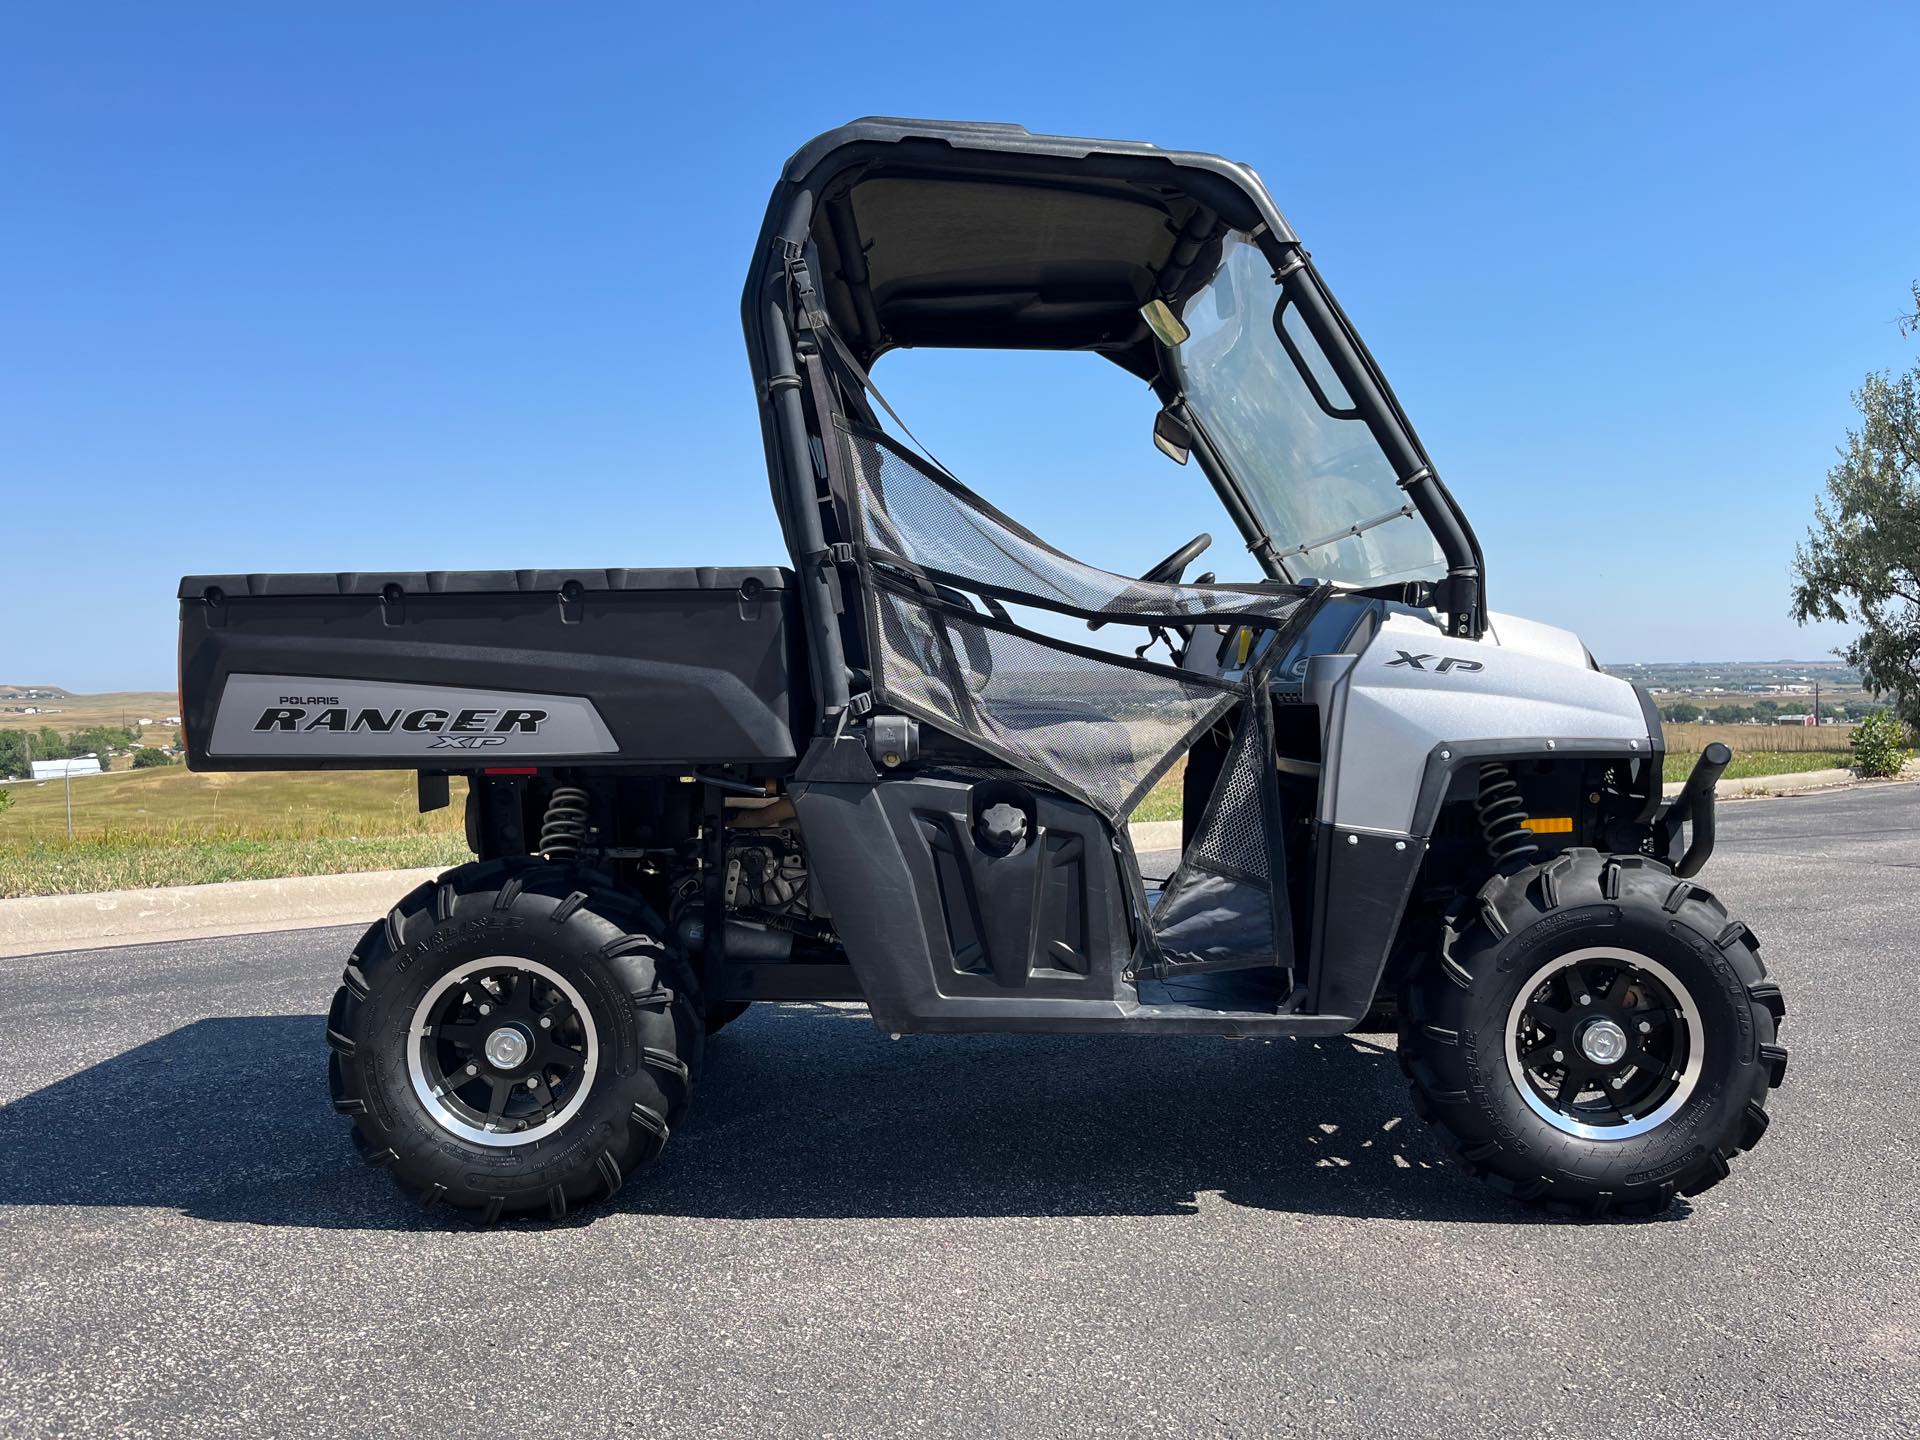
1152, 407, 1192, 465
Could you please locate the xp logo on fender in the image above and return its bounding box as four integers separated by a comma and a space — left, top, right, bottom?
1386, 650, 1485, 674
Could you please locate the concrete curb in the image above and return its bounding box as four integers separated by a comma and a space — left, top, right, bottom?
0, 868, 443, 959
1663, 768, 1854, 800
1127, 819, 1182, 852
1663, 758, 1920, 801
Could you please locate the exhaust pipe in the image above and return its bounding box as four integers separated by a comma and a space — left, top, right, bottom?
675, 914, 795, 963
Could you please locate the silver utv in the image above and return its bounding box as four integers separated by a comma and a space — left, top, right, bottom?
188, 118, 1784, 1220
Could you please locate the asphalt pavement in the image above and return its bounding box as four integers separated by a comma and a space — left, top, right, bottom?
2, 784, 1917, 1438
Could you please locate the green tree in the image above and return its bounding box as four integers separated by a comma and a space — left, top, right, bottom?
71, 727, 125, 760
0, 785, 12, 814
1662, 700, 1702, 723
1793, 282, 1920, 727
130, 747, 173, 769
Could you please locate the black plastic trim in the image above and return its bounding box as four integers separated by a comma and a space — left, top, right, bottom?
1631, 683, 1668, 823
178, 568, 789, 600
1305, 823, 1427, 1024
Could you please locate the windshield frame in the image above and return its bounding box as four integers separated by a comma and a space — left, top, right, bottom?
1150, 232, 1486, 636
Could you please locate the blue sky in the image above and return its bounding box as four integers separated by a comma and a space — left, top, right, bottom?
3, 2, 1916, 690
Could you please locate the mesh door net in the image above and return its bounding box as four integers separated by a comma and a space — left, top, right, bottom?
1149, 700, 1289, 973
839, 421, 1317, 977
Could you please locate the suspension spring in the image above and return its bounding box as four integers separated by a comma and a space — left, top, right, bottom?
538, 785, 591, 858
1475, 762, 1538, 869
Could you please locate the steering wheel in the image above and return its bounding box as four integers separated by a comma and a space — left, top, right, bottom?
1088, 532, 1212, 631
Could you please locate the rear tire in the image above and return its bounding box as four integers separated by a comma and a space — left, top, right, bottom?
1400, 849, 1787, 1215
325, 859, 703, 1222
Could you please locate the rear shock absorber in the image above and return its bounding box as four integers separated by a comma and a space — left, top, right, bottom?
1475, 762, 1538, 870
538, 785, 591, 859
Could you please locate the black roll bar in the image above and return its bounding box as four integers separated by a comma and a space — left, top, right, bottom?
758, 192, 852, 724
1270, 246, 1487, 639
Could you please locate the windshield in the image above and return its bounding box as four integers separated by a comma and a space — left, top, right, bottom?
1172, 233, 1446, 588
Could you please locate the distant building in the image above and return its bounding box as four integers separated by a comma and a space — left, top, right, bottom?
31, 757, 102, 780
163, 715, 181, 725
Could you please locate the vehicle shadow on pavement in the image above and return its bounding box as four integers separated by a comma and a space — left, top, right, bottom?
649, 1004, 1688, 1227
1, 1008, 1690, 1229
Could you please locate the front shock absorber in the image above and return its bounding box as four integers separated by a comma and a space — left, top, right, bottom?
1476, 762, 1539, 870
537, 784, 591, 859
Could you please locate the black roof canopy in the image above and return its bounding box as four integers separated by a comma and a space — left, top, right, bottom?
747, 117, 1301, 379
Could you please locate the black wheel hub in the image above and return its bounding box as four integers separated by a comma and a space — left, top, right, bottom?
1510, 951, 1694, 1136
417, 965, 593, 1137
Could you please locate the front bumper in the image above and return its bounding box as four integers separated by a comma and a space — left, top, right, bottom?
1658, 742, 1732, 877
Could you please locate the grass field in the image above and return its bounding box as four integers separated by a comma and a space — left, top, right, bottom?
1665, 721, 1857, 753
1663, 721, 1874, 784
1661, 747, 1851, 784
0, 690, 177, 733
1133, 762, 1185, 823
0, 767, 468, 897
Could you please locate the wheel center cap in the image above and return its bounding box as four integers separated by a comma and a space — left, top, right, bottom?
1580, 1017, 1629, 1066
484, 1025, 531, 1070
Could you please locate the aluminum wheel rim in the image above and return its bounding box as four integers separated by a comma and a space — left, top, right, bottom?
1504, 946, 1703, 1141
405, 957, 599, 1148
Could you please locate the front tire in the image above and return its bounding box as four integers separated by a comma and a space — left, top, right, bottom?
325, 860, 704, 1222
1401, 850, 1787, 1215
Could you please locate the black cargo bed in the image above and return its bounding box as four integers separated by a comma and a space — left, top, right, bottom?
177, 567, 806, 771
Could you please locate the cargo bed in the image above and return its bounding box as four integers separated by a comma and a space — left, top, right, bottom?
177, 567, 805, 770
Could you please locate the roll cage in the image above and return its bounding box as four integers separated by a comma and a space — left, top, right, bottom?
741, 116, 1487, 732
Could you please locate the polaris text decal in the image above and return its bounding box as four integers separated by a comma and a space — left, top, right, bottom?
208, 674, 617, 758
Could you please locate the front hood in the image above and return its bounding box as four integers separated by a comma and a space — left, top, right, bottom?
1322, 605, 1655, 835
1484, 611, 1595, 671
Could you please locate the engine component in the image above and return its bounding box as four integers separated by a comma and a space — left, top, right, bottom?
723, 834, 809, 915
